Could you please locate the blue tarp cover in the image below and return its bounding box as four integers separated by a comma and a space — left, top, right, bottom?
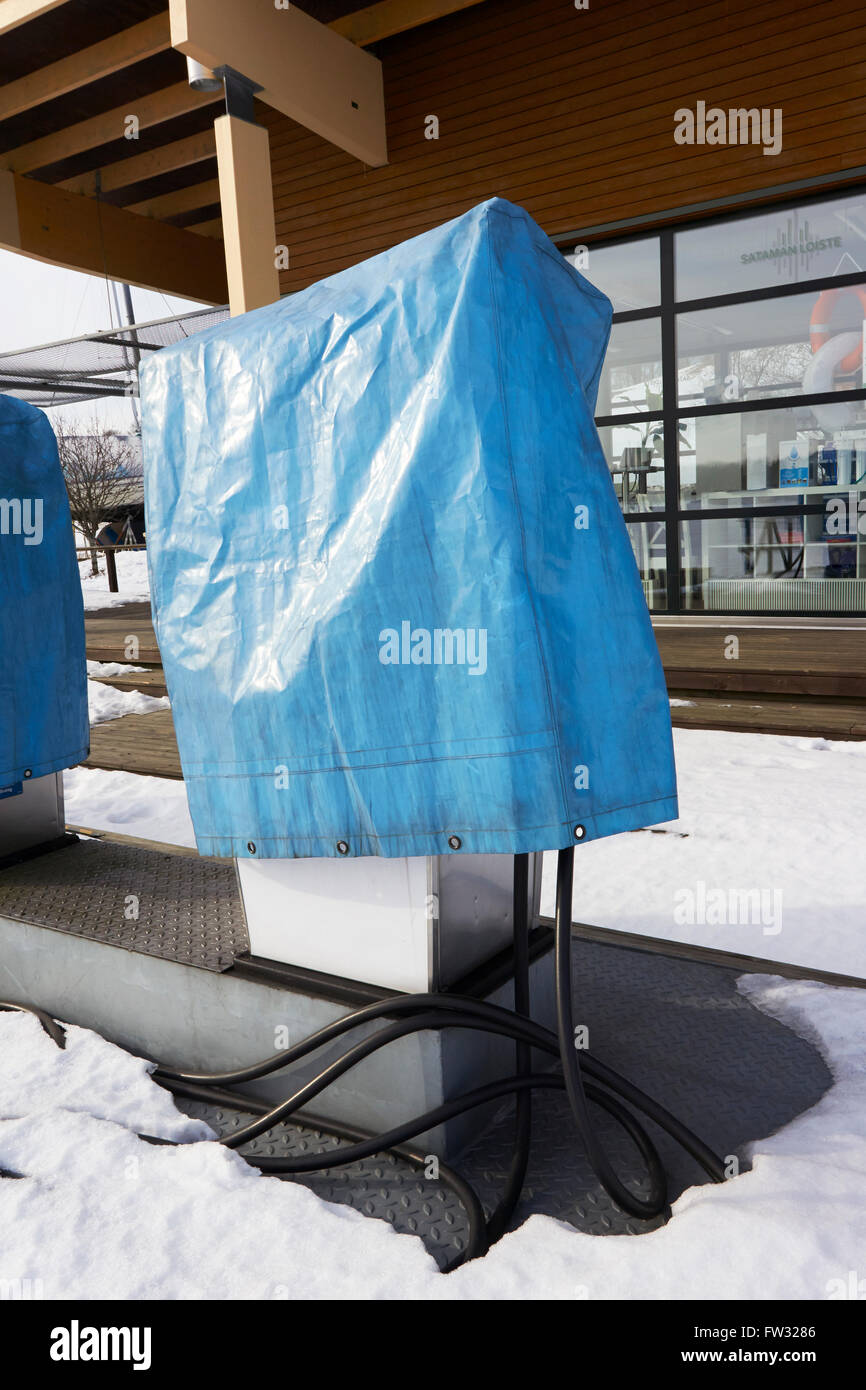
141, 198, 677, 859
0, 395, 88, 783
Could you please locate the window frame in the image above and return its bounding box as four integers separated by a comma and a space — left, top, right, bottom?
569, 184, 866, 615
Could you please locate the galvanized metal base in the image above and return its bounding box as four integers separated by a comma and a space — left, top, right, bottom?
0, 837, 555, 1156
175, 941, 833, 1269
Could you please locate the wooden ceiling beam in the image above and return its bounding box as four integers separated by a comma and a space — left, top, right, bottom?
124, 177, 221, 219
0, 81, 222, 175
190, 216, 223, 239
0, 14, 171, 122
0, 166, 227, 302
59, 128, 216, 198
330, 0, 486, 47
0, 0, 70, 37
170, 0, 387, 167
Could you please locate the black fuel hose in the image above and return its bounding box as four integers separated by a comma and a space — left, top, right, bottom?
1, 849, 727, 1270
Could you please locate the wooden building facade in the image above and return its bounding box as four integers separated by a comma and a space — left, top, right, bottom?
2, 0, 866, 632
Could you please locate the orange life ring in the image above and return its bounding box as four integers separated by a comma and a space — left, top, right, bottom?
809, 286, 866, 375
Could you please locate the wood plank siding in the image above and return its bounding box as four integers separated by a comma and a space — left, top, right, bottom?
265, 0, 866, 293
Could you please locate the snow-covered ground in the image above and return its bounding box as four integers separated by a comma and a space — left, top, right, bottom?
78, 548, 150, 610
63, 768, 194, 845
1, 975, 864, 1299
546, 728, 866, 980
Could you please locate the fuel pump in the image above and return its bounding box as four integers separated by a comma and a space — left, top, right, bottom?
136, 198, 725, 1261
0, 396, 88, 863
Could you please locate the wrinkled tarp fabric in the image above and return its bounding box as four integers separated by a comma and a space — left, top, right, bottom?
0, 395, 88, 783
141, 198, 677, 859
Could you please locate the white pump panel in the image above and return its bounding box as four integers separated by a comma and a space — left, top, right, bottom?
235, 852, 543, 993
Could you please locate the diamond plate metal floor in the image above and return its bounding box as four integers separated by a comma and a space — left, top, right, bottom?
175, 940, 833, 1269
0, 839, 246, 972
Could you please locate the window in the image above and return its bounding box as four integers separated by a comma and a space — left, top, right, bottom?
573, 187, 866, 614
675, 192, 866, 301
569, 235, 660, 312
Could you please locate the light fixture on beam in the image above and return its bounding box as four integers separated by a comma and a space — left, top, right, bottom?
186, 56, 222, 92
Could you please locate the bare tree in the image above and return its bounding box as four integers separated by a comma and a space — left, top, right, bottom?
53, 416, 140, 575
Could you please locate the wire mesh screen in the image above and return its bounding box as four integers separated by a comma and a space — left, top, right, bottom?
0, 305, 229, 407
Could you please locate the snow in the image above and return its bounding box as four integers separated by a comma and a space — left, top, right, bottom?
86, 678, 169, 727
87, 659, 149, 677
1, 976, 864, 1299
63, 767, 195, 846
78, 548, 150, 610
540, 727, 866, 980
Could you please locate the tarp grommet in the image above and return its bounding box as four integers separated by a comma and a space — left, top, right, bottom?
448, 835, 462, 850
336, 840, 350, 855
246, 841, 256, 854
573, 824, 586, 841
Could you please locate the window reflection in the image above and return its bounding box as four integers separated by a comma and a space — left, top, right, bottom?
574, 236, 660, 313
681, 507, 866, 612
675, 193, 866, 301
677, 285, 866, 406
597, 317, 663, 416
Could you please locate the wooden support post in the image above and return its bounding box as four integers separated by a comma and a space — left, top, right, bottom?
214, 113, 280, 316
105, 548, 119, 594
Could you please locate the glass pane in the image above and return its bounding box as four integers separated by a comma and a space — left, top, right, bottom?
597, 317, 663, 416
678, 404, 866, 508
569, 236, 660, 312
676, 191, 866, 301
680, 509, 866, 613
676, 285, 866, 407
626, 519, 668, 610
598, 422, 666, 514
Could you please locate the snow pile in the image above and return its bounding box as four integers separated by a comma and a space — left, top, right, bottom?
79, 548, 150, 610
0, 1012, 437, 1299
87, 659, 150, 678
1, 978, 865, 1299
86, 677, 169, 726
0, 1012, 209, 1143
63, 767, 195, 846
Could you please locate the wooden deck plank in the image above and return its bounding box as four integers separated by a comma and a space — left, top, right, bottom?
90, 670, 169, 697
85, 602, 160, 664
652, 616, 866, 686
669, 694, 866, 740
85, 710, 183, 779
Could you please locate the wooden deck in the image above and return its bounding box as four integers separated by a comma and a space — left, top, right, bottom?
81, 602, 866, 782
85, 602, 160, 664
89, 668, 168, 697
669, 694, 866, 740
87, 709, 182, 780
655, 615, 866, 700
